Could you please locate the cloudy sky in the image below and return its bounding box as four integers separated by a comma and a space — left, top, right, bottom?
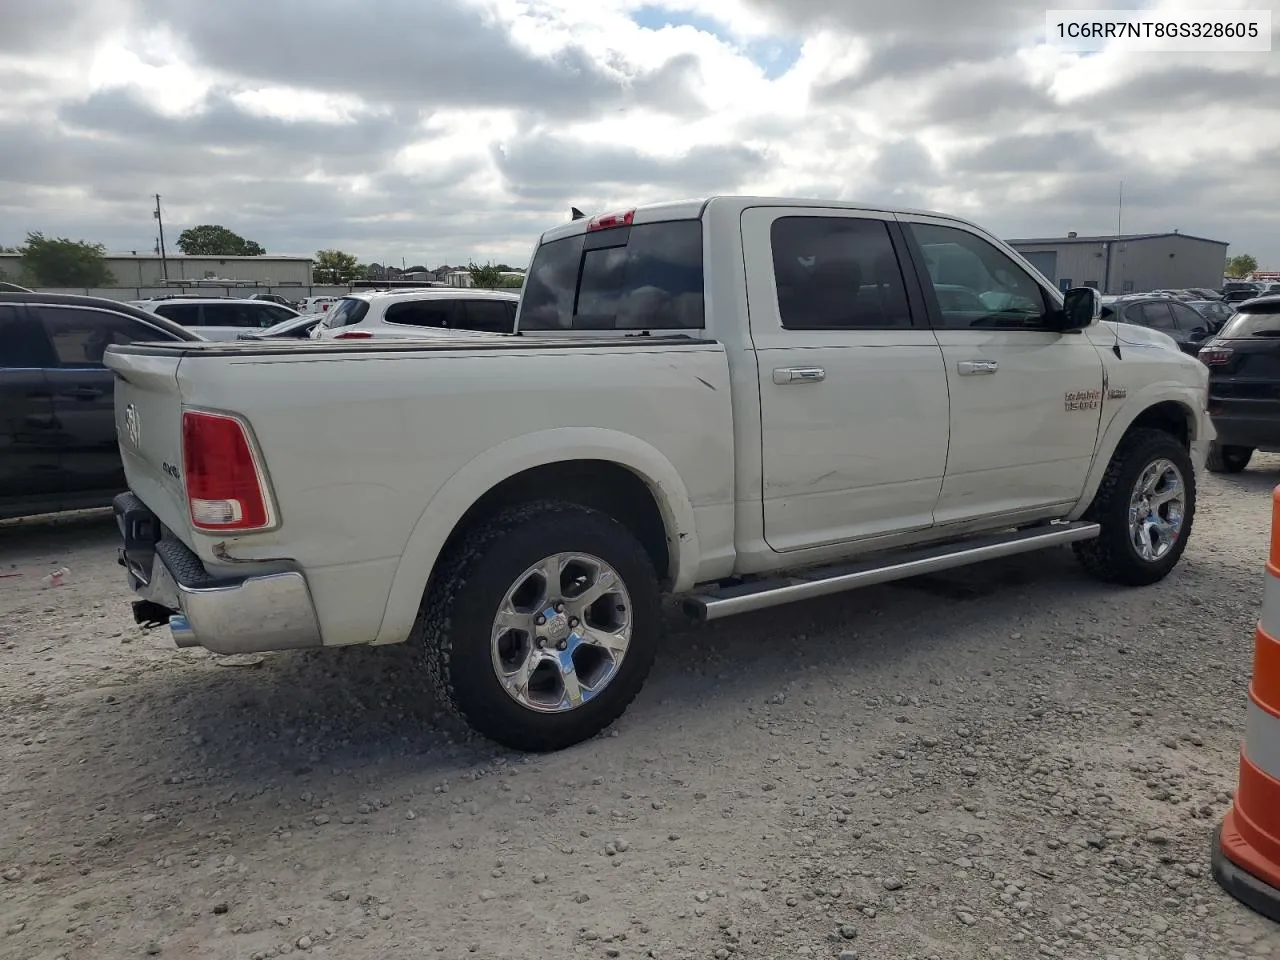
1, 0, 1277, 269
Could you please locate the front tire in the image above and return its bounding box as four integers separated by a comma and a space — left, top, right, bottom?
416, 501, 660, 752
1073, 428, 1196, 586
1206, 441, 1253, 474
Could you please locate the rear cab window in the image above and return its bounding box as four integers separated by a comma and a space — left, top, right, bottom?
519, 218, 704, 331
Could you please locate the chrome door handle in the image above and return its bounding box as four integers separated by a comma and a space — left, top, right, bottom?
773, 366, 826, 385
957, 360, 999, 376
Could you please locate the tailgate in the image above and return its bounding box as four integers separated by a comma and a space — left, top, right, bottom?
104, 347, 193, 540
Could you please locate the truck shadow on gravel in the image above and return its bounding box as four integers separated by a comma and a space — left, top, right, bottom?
0, 509, 115, 561
1210, 464, 1280, 496
97, 545, 1128, 794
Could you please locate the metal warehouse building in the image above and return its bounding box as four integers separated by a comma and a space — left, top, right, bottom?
0, 253, 313, 287
1006, 232, 1228, 295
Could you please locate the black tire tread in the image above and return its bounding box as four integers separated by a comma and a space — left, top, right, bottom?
413, 499, 658, 751
1072, 427, 1195, 586
1206, 441, 1252, 474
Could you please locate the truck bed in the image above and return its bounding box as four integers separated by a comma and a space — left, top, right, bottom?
103, 332, 736, 650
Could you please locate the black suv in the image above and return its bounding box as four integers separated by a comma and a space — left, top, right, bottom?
1099, 294, 1215, 355
1, 293, 198, 520
1199, 295, 1280, 473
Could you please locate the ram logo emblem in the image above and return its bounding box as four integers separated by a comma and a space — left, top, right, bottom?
123, 404, 140, 447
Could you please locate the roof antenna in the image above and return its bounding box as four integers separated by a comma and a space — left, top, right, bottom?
570, 207, 586, 221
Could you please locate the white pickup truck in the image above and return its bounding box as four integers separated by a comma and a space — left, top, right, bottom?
106, 196, 1211, 752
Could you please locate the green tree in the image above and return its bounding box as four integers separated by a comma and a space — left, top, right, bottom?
496, 273, 524, 288
176, 224, 266, 256
468, 260, 504, 289
313, 249, 361, 284
19, 232, 115, 286
1226, 254, 1258, 278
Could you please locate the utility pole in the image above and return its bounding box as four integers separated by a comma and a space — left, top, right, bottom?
153, 194, 169, 282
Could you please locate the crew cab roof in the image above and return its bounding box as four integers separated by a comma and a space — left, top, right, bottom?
538, 194, 987, 245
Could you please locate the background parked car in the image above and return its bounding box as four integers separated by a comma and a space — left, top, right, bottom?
0, 293, 200, 520
296, 296, 340, 315
132, 296, 300, 340
1099, 294, 1215, 355
1186, 299, 1236, 332
237, 312, 325, 340
249, 293, 297, 308
311, 288, 520, 340
1222, 282, 1264, 304
1198, 294, 1280, 474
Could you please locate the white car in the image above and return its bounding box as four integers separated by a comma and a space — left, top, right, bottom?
310, 288, 520, 340
296, 296, 341, 315
132, 297, 301, 341
108, 194, 1211, 753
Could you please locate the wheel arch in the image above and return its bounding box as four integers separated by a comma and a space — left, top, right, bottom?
1068, 389, 1203, 521
372, 428, 701, 645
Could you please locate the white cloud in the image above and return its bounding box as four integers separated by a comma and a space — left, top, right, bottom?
0, 0, 1276, 268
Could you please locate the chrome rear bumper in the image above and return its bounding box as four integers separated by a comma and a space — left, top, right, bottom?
114, 492, 323, 656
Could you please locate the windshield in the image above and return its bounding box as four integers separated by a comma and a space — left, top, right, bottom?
1219, 304, 1280, 339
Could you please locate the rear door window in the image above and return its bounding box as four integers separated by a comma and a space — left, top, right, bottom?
0, 305, 55, 368
770, 216, 913, 329
198, 303, 263, 329
152, 303, 202, 327
520, 219, 704, 331
461, 299, 514, 333
30, 306, 174, 367
383, 300, 458, 328
1133, 302, 1175, 330
1169, 302, 1209, 332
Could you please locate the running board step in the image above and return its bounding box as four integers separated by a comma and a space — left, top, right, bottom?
682, 521, 1100, 623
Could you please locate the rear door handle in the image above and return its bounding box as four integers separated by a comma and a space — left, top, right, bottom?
957, 360, 999, 376
772, 366, 826, 385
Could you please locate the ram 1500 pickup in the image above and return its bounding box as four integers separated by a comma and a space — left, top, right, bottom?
106, 196, 1212, 752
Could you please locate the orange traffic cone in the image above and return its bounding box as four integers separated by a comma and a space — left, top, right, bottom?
1213, 485, 1280, 922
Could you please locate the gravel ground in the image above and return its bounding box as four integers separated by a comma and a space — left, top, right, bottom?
3, 463, 1280, 960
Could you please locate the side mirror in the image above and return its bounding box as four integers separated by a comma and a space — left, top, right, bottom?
1059, 287, 1102, 332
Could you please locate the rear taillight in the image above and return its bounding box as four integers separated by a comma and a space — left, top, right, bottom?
334, 330, 373, 339
181, 410, 273, 531
586, 209, 635, 232
1197, 345, 1234, 365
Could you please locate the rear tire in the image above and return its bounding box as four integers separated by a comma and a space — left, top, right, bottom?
415, 501, 660, 752
1206, 441, 1253, 474
1073, 428, 1195, 587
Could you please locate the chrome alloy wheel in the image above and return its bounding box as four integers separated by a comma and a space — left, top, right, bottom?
490, 552, 632, 714
1127, 458, 1186, 562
